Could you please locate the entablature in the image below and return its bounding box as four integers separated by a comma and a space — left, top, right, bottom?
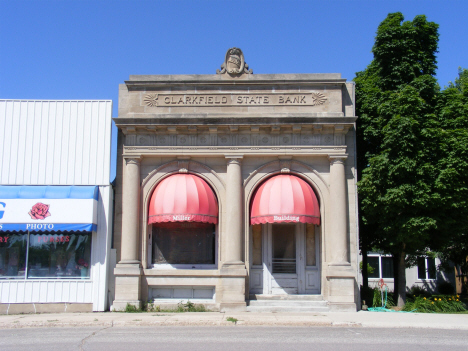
115, 120, 354, 148
123, 145, 347, 158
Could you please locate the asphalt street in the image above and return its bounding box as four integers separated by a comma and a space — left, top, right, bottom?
0, 326, 467, 351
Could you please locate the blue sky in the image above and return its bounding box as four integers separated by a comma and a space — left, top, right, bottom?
1, 0, 467, 181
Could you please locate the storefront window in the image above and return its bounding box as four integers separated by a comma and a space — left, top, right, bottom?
27, 233, 91, 279
0, 234, 27, 279
306, 223, 316, 266
152, 222, 215, 265
251, 225, 262, 266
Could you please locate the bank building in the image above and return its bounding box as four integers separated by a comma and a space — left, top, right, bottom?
112, 48, 359, 312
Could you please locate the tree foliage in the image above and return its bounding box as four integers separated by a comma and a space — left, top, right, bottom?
434, 69, 468, 293
354, 13, 468, 305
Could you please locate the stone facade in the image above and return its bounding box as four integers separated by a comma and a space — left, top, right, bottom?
112, 49, 359, 311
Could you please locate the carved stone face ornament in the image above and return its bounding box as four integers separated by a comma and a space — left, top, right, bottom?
217, 47, 253, 76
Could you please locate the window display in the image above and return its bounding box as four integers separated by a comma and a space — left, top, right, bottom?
0, 232, 91, 279
0, 234, 27, 278
152, 222, 215, 265
28, 233, 91, 279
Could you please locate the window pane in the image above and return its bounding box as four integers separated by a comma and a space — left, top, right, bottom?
28, 233, 92, 279
252, 225, 262, 266
306, 224, 316, 266
0, 234, 27, 279
272, 224, 296, 273
152, 222, 215, 265
417, 257, 426, 280
367, 257, 380, 278
381, 257, 394, 278
427, 258, 436, 279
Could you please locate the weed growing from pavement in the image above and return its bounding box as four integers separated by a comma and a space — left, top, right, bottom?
123, 300, 207, 313
226, 317, 238, 323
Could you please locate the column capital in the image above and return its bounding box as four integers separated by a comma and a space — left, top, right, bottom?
124, 157, 141, 166
225, 155, 243, 165
328, 155, 347, 165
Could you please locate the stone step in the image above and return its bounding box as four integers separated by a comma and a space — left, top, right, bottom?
248, 300, 328, 307
249, 294, 324, 301
247, 296, 329, 312
246, 305, 329, 313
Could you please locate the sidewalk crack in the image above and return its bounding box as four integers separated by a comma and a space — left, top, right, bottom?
79, 325, 113, 351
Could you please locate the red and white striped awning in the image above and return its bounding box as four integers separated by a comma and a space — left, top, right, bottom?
250, 175, 320, 225
148, 174, 218, 224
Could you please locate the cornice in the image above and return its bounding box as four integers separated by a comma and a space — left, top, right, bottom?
113, 115, 357, 128
125, 73, 347, 88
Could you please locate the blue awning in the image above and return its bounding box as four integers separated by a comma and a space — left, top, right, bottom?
0, 186, 98, 232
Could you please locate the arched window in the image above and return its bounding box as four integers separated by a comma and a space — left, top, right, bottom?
148, 174, 218, 268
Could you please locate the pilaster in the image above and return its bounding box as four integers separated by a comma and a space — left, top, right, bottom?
219, 155, 246, 311
113, 156, 142, 310
327, 155, 349, 265
223, 156, 244, 267
326, 154, 356, 311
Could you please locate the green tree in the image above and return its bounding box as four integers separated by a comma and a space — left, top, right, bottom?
355, 13, 440, 306
433, 68, 468, 293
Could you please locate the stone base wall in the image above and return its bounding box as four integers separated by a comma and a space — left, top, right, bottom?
0, 303, 93, 315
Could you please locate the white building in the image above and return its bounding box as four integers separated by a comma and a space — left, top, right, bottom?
363, 253, 456, 294
0, 100, 113, 313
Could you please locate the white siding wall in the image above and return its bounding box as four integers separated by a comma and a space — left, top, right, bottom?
0, 280, 94, 303
0, 100, 112, 185
91, 185, 113, 311
0, 100, 113, 311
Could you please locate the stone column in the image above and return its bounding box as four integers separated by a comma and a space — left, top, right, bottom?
219, 155, 247, 312
326, 154, 355, 311
113, 156, 142, 311
328, 155, 349, 265
120, 157, 141, 264
224, 156, 244, 266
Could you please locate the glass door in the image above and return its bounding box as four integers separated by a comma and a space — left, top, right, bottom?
272, 224, 296, 274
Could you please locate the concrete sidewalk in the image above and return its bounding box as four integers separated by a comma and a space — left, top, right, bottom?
0, 311, 467, 329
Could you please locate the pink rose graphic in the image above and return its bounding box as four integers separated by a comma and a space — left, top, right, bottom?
29, 203, 51, 220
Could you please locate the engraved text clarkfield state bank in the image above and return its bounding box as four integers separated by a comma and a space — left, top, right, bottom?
143, 92, 327, 107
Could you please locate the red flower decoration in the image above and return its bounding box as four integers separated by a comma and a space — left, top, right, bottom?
29, 203, 51, 220
78, 258, 88, 268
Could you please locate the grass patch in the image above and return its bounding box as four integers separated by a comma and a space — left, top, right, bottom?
123, 301, 207, 313
226, 317, 238, 323
124, 304, 143, 313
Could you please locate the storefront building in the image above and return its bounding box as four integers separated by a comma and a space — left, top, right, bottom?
0, 100, 113, 313
113, 49, 359, 311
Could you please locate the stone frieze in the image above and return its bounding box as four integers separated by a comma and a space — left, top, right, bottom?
142, 92, 327, 107
124, 125, 349, 147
